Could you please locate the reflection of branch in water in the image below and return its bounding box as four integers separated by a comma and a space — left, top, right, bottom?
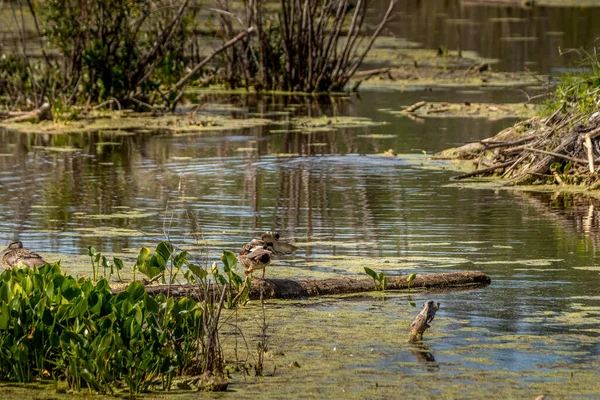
516, 191, 600, 250
410, 342, 439, 372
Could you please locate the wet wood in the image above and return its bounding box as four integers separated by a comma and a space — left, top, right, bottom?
409, 300, 440, 342
453, 160, 516, 180
584, 133, 595, 173
405, 101, 427, 113
126, 270, 491, 300
351, 68, 392, 91
523, 146, 588, 166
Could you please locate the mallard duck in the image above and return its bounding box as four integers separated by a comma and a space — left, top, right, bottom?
2, 240, 46, 269
261, 231, 298, 256
238, 242, 273, 278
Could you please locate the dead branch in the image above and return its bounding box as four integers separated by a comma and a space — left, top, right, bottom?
453, 160, 516, 180
175, 27, 254, 90
523, 147, 588, 166
405, 101, 427, 113
409, 300, 440, 342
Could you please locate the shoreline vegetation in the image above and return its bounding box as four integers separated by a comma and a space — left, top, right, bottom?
0, 0, 398, 115
435, 49, 600, 189
0, 241, 489, 395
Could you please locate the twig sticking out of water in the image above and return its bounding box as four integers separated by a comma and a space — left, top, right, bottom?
409, 300, 440, 343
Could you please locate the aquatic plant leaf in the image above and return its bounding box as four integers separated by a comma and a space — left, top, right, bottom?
144, 294, 159, 314
136, 246, 164, 279
187, 264, 206, 280
173, 251, 188, 269
113, 257, 124, 271
407, 273, 417, 282
69, 297, 88, 318
0, 304, 8, 329
364, 267, 378, 280
221, 250, 238, 272
90, 294, 103, 315
126, 281, 146, 300
136, 247, 151, 268
156, 241, 174, 261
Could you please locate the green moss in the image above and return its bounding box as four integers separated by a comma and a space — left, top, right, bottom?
385, 102, 538, 120
1, 111, 273, 135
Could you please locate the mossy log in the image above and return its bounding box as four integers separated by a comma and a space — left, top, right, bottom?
130, 271, 490, 300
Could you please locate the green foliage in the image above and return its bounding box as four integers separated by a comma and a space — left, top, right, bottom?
38, 0, 196, 105
406, 273, 417, 291
0, 263, 200, 393
364, 267, 386, 292
542, 49, 600, 116
0, 243, 251, 394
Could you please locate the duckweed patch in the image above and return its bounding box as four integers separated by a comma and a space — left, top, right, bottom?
83, 211, 157, 220
357, 134, 397, 139
71, 227, 144, 237
291, 116, 386, 129
386, 102, 538, 120
31, 145, 80, 152
0, 112, 273, 135
4, 289, 600, 398
355, 66, 542, 90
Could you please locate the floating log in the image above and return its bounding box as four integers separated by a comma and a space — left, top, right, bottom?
131, 271, 491, 300
409, 300, 440, 342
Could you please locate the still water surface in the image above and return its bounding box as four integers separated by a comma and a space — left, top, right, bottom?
2, 88, 600, 397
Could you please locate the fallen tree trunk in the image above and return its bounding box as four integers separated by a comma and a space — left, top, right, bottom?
129, 271, 491, 300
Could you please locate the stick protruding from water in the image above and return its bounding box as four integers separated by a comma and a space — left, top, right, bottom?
409, 300, 440, 343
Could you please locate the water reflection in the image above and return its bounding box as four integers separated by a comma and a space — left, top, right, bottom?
377, 0, 600, 73
516, 190, 600, 246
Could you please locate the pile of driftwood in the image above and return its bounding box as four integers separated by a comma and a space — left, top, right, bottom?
436, 108, 600, 187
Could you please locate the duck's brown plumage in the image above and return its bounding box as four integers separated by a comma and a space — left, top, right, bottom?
238, 232, 297, 278
238, 242, 272, 277
2, 240, 46, 269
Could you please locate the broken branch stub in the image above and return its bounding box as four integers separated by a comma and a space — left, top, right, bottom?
409, 300, 440, 343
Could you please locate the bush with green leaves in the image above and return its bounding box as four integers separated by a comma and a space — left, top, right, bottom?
0, 243, 249, 394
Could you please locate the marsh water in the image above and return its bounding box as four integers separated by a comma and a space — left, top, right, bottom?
3, 1, 600, 398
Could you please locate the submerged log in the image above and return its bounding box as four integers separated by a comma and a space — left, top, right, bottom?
132, 271, 490, 300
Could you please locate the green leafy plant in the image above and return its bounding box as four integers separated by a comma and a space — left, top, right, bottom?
364, 267, 387, 292
0, 243, 251, 394
87, 246, 123, 282
407, 273, 417, 291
